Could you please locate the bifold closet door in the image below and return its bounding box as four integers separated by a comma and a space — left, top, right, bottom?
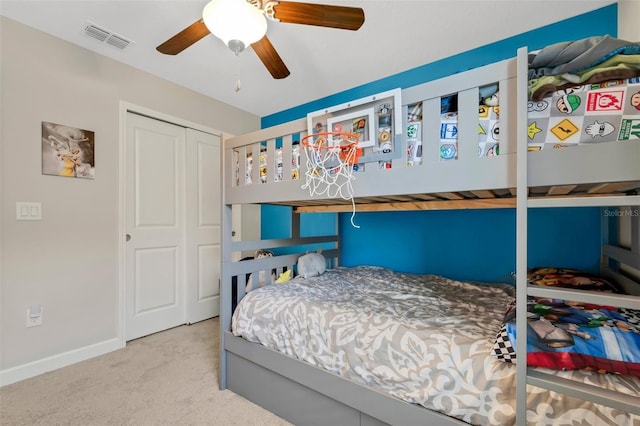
185, 128, 221, 324
125, 113, 221, 340
125, 113, 187, 340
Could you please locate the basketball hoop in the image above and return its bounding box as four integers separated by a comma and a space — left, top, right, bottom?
301, 132, 361, 228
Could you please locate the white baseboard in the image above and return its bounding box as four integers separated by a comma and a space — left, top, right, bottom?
0, 337, 124, 387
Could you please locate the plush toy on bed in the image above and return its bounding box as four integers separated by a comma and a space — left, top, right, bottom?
482, 90, 499, 107
275, 269, 292, 284
245, 249, 276, 292
480, 83, 499, 106
297, 250, 326, 278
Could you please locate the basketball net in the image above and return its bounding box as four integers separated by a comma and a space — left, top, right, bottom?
301, 132, 360, 228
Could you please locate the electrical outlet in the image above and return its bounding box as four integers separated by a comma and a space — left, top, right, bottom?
26, 305, 43, 328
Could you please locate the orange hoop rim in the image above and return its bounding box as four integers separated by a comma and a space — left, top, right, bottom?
301, 132, 359, 150
301, 132, 360, 166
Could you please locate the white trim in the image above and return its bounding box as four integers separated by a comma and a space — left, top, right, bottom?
119, 102, 223, 136
117, 102, 222, 344
0, 338, 123, 387
118, 103, 128, 348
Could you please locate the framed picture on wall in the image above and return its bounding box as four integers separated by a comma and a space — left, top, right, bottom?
42, 121, 95, 179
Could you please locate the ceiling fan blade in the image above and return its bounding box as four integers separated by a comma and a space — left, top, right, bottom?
251, 36, 290, 79
271, 1, 364, 30
156, 19, 210, 55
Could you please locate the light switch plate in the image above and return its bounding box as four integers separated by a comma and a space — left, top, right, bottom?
27, 305, 43, 327
16, 202, 42, 221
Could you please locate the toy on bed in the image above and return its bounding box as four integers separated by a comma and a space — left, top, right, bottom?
275, 269, 292, 284
245, 249, 276, 292
492, 267, 640, 377
230, 249, 280, 312
296, 250, 327, 278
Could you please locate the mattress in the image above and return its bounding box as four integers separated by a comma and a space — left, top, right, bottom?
435, 77, 640, 162
232, 266, 640, 425
527, 77, 640, 150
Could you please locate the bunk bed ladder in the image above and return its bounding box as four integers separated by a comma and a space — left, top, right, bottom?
517, 46, 640, 422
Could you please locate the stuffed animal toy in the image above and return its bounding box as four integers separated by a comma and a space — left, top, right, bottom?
479, 83, 499, 105
245, 249, 276, 292
483, 91, 499, 107
297, 250, 326, 278
275, 269, 292, 284
254, 249, 274, 259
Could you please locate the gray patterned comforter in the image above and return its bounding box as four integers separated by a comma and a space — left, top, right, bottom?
232, 266, 640, 425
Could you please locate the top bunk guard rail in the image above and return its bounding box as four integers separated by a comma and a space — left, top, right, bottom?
223, 59, 522, 208
230, 235, 339, 254
223, 55, 640, 211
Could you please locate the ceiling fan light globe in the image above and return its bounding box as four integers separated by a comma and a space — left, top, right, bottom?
202, 0, 267, 51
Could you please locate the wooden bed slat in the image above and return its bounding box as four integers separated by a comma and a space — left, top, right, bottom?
587, 182, 637, 194
270, 179, 639, 212
434, 192, 465, 200
294, 198, 516, 213
289, 191, 635, 213
470, 190, 496, 198
411, 194, 440, 201
546, 184, 578, 196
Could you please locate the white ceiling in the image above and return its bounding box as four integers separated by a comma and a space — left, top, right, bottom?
0, 0, 615, 117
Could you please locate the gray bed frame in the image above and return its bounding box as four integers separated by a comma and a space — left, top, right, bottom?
219, 47, 640, 425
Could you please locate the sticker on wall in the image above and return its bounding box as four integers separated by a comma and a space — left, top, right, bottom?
42, 122, 95, 179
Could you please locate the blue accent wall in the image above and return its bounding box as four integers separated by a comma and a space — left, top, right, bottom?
261, 206, 335, 239
260, 4, 618, 282
338, 208, 602, 283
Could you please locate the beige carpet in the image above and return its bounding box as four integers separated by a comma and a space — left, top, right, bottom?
0, 318, 292, 426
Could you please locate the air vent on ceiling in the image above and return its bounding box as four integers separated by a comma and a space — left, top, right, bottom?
84, 21, 133, 50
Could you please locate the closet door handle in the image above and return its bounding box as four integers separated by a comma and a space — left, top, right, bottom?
126, 234, 131, 242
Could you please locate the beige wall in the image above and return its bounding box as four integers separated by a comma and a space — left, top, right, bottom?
618, 0, 640, 42
0, 16, 259, 383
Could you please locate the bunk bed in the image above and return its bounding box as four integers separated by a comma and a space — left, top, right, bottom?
219, 44, 640, 425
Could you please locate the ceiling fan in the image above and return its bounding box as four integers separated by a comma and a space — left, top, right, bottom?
156, 0, 365, 79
